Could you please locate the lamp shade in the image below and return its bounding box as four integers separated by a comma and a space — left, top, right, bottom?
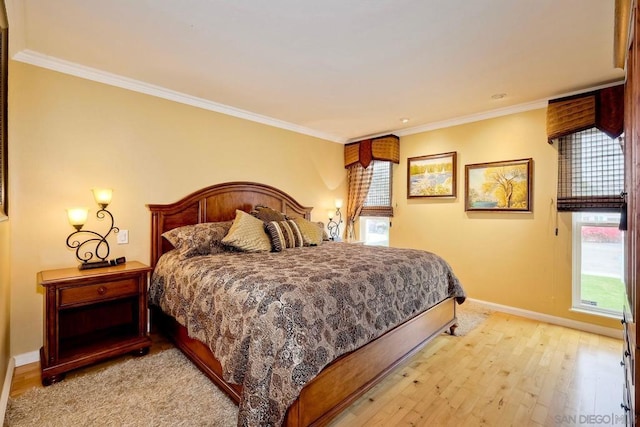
327, 210, 334, 219
335, 199, 343, 209
67, 208, 88, 229
92, 188, 113, 208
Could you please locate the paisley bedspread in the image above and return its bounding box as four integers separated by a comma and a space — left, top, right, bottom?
149, 242, 466, 426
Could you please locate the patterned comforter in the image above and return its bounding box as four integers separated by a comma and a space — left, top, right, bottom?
149, 242, 466, 426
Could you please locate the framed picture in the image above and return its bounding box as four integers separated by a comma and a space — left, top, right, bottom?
465, 158, 533, 212
407, 152, 457, 198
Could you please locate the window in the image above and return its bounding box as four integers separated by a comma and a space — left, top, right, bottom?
557, 128, 626, 317
359, 217, 389, 246
360, 161, 392, 217
572, 212, 624, 318
360, 161, 392, 245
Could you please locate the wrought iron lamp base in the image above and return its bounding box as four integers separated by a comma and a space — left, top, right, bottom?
78, 260, 111, 270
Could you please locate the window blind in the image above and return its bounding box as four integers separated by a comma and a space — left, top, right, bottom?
557, 127, 624, 212
360, 161, 393, 217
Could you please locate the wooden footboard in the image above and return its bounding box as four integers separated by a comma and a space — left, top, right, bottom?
152, 297, 457, 427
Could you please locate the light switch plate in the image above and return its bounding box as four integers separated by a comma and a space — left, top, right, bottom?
117, 229, 129, 244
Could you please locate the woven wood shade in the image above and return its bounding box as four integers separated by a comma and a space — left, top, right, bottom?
556, 127, 624, 212
361, 161, 393, 217
546, 85, 624, 142
345, 134, 400, 169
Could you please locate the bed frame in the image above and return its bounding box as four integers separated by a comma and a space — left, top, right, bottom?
147, 181, 458, 427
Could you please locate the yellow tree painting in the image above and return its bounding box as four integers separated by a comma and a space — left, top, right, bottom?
465, 158, 533, 211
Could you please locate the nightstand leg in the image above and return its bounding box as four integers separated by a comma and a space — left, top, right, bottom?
42, 372, 66, 387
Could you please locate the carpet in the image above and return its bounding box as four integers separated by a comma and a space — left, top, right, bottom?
452, 299, 493, 336
4, 303, 490, 427
4, 349, 238, 427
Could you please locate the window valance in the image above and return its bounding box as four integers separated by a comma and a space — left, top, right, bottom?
546, 84, 624, 143
344, 134, 399, 169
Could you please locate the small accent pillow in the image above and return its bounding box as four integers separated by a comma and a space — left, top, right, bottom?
162, 221, 233, 258
293, 217, 324, 246
222, 210, 272, 252
250, 205, 288, 222
265, 220, 304, 252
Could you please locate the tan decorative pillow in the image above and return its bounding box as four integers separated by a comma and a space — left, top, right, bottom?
293, 217, 324, 246
250, 205, 287, 222
162, 221, 233, 258
222, 210, 272, 252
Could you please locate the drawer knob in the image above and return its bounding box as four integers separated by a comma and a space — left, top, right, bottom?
97, 286, 107, 295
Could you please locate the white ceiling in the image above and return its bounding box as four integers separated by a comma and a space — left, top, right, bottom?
7, 0, 626, 143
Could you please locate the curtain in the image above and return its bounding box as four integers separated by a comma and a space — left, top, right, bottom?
345, 163, 374, 239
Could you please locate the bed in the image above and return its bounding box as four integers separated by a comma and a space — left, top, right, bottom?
147, 181, 465, 427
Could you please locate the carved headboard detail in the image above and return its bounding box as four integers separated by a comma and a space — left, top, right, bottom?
146, 181, 312, 267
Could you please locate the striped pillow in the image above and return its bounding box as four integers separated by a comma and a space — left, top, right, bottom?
265, 220, 304, 252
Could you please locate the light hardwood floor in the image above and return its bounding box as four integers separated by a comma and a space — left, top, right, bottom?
330, 311, 625, 427
9, 311, 624, 426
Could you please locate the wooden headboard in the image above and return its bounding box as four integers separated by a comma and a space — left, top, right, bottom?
146, 181, 313, 267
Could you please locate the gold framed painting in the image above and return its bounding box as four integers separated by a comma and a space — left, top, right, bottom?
407, 152, 457, 198
465, 158, 533, 212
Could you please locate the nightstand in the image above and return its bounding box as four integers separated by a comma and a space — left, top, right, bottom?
38, 261, 152, 386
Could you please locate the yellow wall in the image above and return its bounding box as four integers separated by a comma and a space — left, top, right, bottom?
9, 61, 346, 355
7, 60, 620, 357
393, 109, 619, 329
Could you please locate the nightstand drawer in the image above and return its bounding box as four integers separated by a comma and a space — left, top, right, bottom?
59, 278, 139, 307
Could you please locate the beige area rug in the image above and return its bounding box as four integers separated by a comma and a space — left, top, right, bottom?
4, 303, 490, 427
452, 299, 494, 336
4, 349, 238, 427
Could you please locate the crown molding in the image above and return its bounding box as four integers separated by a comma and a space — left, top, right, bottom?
12, 49, 624, 145
394, 100, 548, 138
345, 99, 548, 143
394, 80, 625, 139
4, 0, 26, 55
12, 49, 347, 144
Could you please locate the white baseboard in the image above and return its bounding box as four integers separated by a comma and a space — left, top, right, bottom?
0, 356, 15, 424
13, 351, 39, 367
468, 298, 623, 340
